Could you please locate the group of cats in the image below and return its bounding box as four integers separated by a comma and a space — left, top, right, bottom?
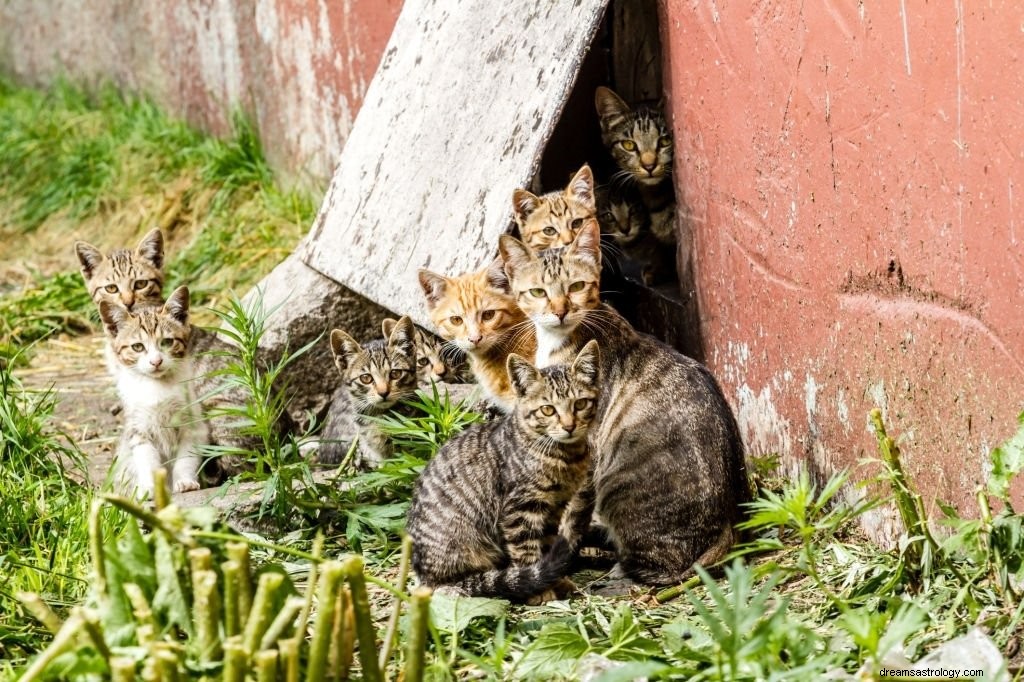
69, 85, 746, 603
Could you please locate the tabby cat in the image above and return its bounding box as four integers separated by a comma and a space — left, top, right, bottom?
595, 86, 676, 245
322, 316, 419, 468
513, 165, 598, 251
418, 260, 534, 411
499, 223, 748, 585
76, 228, 165, 312
381, 318, 472, 386
99, 286, 204, 498
406, 341, 601, 602
596, 184, 674, 286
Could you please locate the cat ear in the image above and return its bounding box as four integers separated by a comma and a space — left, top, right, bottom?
498, 234, 536, 279
566, 222, 602, 267
98, 300, 128, 337
566, 165, 596, 211
485, 257, 510, 292
388, 316, 416, 360
136, 228, 164, 269
163, 286, 190, 324
75, 241, 104, 281
595, 86, 630, 131
381, 317, 397, 339
418, 269, 449, 309
330, 329, 362, 372
512, 189, 541, 224
572, 340, 601, 386
506, 353, 541, 398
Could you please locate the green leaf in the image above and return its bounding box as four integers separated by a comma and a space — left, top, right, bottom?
988, 412, 1024, 502
429, 593, 508, 634
151, 532, 193, 638
514, 621, 590, 680
592, 660, 676, 682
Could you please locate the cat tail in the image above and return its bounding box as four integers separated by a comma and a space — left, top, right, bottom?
451, 537, 572, 602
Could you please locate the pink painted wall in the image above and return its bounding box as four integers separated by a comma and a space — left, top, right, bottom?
660, 0, 1024, 531
0, 0, 402, 186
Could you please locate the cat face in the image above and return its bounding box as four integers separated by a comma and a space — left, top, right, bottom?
419, 260, 526, 353
382, 318, 465, 385
499, 223, 602, 337
99, 285, 191, 378
513, 165, 598, 251
596, 185, 647, 246
595, 87, 673, 187
331, 316, 418, 411
507, 340, 600, 444
76, 228, 165, 311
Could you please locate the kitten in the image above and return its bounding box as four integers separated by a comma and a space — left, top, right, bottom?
513, 165, 599, 251
381, 318, 472, 386
99, 286, 204, 498
322, 316, 419, 468
418, 260, 535, 411
406, 341, 601, 602
596, 184, 674, 286
595, 86, 676, 245
75, 228, 165, 312
499, 223, 748, 586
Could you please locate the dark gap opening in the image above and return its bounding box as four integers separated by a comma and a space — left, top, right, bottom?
531, 0, 704, 362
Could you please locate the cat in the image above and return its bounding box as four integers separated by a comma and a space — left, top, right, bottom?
596, 184, 675, 286
98, 285, 204, 498
321, 316, 419, 468
499, 223, 748, 586
512, 164, 599, 251
75, 228, 165, 312
418, 259, 535, 411
406, 341, 601, 602
381, 318, 472, 386
595, 86, 676, 246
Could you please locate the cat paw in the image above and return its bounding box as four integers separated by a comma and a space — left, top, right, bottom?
552, 577, 578, 598
173, 479, 201, 493
526, 589, 558, 606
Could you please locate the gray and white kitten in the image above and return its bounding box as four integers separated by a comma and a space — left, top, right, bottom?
99, 286, 204, 498
596, 86, 676, 245
500, 224, 748, 586
321, 316, 419, 468
406, 341, 600, 602
381, 318, 472, 386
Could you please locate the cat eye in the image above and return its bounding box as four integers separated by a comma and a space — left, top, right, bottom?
658, 135, 673, 148
104, 284, 119, 293
574, 398, 592, 411
133, 280, 149, 291
359, 374, 373, 384
389, 370, 405, 381
620, 140, 637, 152
542, 226, 557, 237
159, 338, 175, 349
568, 281, 586, 293
571, 218, 583, 231
449, 315, 463, 326
539, 405, 556, 417
481, 309, 496, 321
417, 357, 430, 366
131, 343, 145, 352
529, 288, 546, 298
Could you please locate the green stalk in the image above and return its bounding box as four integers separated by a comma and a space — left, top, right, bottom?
655, 574, 702, 604
81, 607, 112, 662
260, 595, 304, 651
330, 586, 354, 681
222, 560, 241, 637
101, 494, 197, 547
110, 656, 137, 682
153, 468, 170, 510
404, 587, 432, 682
227, 542, 254, 630
296, 533, 325, 640
153, 644, 181, 682
255, 650, 279, 682
193, 569, 223, 662
19, 611, 85, 682
89, 499, 107, 606
223, 636, 247, 682
16, 591, 62, 634
306, 561, 346, 682
379, 536, 413, 674
344, 556, 383, 682
123, 583, 155, 631
279, 637, 300, 682
243, 572, 285, 654
189, 547, 213, 575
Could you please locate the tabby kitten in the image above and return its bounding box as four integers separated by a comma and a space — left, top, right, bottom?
499, 223, 748, 586
595, 86, 676, 245
418, 260, 534, 411
596, 184, 674, 286
322, 316, 419, 468
513, 165, 598, 250
99, 286, 204, 498
381, 318, 472, 386
76, 228, 165, 311
407, 341, 601, 602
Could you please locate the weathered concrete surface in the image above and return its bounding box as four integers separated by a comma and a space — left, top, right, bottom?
0, 0, 402, 185
661, 0, 1024, 534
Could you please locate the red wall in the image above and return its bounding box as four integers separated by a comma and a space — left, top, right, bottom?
661, 0, 1024, 534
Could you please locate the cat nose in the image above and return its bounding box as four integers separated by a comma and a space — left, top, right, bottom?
468, 333, 482, 345
149, 355, 163, 368
432, 362, 446, 377
640, 152, 657, 171
376, 383, 390, 398
562, 421, 576, 434
122, 292, 135, 309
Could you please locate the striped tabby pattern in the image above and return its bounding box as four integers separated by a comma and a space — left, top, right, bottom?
596, 184, 674, 286
500, 223, 748, 586
513, 164, 599, 250
382, 318, 472, 386
406, 341, 600, 602
76, 228, 165, 312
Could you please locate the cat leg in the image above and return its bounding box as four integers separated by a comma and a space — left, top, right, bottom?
126, 442, 162, 500
171, 428, 204, 493
558, 481, 596, 552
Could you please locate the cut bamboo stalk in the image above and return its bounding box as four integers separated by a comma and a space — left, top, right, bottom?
227, 542, 254, 630
306, 561, 346, 682
404, 587, 433, 682
243, 572, 286, 654
344, 556, 383, 682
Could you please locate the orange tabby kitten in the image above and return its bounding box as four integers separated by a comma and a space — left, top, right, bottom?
418, 260, 535, 411
512, 165, 599, 250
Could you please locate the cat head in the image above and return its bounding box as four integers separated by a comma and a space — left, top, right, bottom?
513, 165, 598, 250
596, 185, 647, 246
330, 316, 418, 411
99, 285, 191, 379
506, 340, 600, 444
595, 86, 673, 187
499, 222, 602, 338
418, 260, 526, 353
75, 228, 165, 311
382, 318, 465, 385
